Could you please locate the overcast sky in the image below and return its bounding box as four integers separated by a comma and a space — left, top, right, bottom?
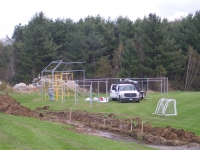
0, 0, 199, 39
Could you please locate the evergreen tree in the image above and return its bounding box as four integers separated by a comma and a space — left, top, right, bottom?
77, 16, 107, 77
104, 18, 118, 57
15, 12, 59, 83
115, 16, 135, 44
65, 29, 87, 62
120, 39, 139, 78
50, 18, 75, 61
6, 10, 200, 90
12, 23, 25, 42
190, 11, 200, 52
133, 13, 185, 78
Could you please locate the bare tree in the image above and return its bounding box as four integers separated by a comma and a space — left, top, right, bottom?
0, 36, 17, 82
134, 39, 144, 62
185, 46, 200, 90
5, 36, 16, 75
96, 57, 113, 78
112, 42, 125, 74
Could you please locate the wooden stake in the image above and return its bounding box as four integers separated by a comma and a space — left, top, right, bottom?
131, 119, 132, 131
70, 107, 72, 121
141, 121, 143, 134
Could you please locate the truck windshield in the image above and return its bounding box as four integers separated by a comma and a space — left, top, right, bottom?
119, 85, 135, 91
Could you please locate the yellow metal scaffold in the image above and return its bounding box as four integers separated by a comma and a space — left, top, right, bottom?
43, 72, 74, 101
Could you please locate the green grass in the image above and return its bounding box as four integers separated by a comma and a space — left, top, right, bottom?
2, 91, 199, 149
9, 91, 200, 135
0, 113, 155, 150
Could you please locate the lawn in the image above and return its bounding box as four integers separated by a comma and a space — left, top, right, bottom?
0, 91, 199, 150
9, 91, 200, 135
0, 113, 154, 150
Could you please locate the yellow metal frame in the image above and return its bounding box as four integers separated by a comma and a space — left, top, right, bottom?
43, 72, 74, 101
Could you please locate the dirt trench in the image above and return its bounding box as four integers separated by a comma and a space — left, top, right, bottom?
0, 94, 200, 150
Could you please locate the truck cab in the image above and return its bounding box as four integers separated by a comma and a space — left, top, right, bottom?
110, 83, 141, 103
110, 84, 118, 100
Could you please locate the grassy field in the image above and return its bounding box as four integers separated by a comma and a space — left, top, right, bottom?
0, 113, 155, 150
9, 91, 200, 135
0, 91, 199, 150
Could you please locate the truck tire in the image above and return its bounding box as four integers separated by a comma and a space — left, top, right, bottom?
135, 99, 140, 103
119, 96, 123, 103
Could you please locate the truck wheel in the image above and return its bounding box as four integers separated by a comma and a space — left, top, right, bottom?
136, 99, 140, 103
119, 96, 123, 103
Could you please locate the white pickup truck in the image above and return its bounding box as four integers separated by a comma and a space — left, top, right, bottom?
110, 83, 141, 103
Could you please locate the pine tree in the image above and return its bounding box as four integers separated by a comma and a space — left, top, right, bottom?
121, 39, 139, 77
133, 13, 185, 78
16, 12, 59, 83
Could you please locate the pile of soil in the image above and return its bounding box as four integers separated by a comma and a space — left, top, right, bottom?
0, 94, 200, 149
44, 110, 200, 146
0, 94, 39, 117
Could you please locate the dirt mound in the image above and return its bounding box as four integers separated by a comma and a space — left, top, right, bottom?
44, 110, 200, 146
0, 94, 39, 117
0, 94, 200, 147
35, 105, 50, 111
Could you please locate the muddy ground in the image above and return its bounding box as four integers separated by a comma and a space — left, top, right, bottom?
0, 94, 200, 150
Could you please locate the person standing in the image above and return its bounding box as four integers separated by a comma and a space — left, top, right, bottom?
48, 86, 54, 101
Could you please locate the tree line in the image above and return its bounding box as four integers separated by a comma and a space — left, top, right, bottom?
0, 11, 200, 90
